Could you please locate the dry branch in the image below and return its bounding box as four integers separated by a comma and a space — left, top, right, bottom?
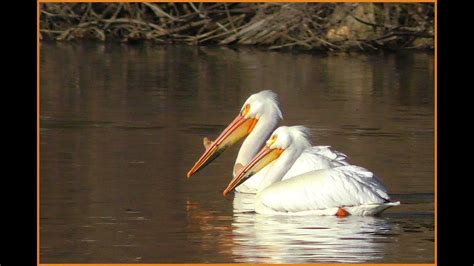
40, 3, 434, 51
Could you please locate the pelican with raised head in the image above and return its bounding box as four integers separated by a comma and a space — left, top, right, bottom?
223, 126, 400, 216
187, 90, 348, 193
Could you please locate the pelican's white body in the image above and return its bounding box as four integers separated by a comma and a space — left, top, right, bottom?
233, 126, 399, 216
254, 165, 399, 216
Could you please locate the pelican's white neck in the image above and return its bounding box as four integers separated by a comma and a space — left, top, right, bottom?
258, 146, 302, 192
234, 113, 279, 176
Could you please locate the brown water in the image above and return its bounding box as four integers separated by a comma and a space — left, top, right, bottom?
40, 42, 434, 263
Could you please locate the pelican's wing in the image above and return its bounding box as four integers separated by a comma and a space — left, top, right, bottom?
281, 146, 349, 180
310, 146, 349, 166
259, 165, 390, 213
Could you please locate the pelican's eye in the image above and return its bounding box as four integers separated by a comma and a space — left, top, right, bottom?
241, 104, 250, 117
267, 134, 278, 146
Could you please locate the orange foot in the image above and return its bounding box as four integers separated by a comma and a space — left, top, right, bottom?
336, 207, 349, 217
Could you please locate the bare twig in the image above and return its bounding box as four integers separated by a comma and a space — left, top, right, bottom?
40, 3, 433, 51
143, 3, 182, 22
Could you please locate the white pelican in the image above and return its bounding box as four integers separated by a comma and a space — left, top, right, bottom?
223, 126, 400, 216
187, 90, 349, 193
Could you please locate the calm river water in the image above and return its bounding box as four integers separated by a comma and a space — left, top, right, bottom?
40, 42, 434, 263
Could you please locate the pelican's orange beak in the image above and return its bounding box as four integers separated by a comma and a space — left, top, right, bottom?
187, 114, 258, 178
222, 145, 283, 196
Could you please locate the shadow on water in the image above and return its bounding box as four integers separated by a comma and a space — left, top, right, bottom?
40, 42, 434, 263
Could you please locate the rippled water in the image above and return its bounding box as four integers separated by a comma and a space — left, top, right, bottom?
40, 42, 434, 263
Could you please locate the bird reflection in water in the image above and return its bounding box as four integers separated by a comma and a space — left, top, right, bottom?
232, 193, 395, 263
185, 194, 398, 263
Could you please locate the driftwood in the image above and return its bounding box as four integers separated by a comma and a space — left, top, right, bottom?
40, 3, 434, 51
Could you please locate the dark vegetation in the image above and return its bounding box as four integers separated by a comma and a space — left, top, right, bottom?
40, 3, 434, 51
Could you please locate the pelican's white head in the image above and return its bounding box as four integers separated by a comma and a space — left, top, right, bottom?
223, 126, 312, 195
240, 90, 283, 121
187, 90, 283, 178
266, 126, 312, 152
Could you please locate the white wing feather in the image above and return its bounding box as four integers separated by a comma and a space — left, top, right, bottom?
282, 146, 349, 180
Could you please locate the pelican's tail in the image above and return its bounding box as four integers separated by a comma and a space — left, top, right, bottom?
346, 201, 401, 216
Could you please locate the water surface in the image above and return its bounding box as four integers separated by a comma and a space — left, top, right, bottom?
40, 42, 434, 263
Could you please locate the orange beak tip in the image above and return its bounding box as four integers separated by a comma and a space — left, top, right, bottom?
186, 170, 193, 178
